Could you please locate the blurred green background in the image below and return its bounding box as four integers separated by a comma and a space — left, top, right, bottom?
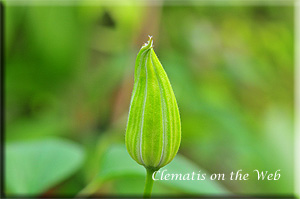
4, 1, 295, 197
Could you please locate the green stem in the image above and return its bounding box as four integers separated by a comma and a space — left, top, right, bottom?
143, 168, 156, 198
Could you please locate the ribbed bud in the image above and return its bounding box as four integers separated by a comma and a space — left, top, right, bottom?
125, 36, 181, 171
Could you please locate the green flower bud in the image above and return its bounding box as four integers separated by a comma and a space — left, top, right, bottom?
125, 36, 181, 171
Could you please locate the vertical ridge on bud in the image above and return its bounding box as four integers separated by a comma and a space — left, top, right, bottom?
141, 51, 164, 167
149, 48, 181, 168
125, 36, 181, 170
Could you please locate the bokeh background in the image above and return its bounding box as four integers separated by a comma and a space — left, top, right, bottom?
4, 1, 295, 197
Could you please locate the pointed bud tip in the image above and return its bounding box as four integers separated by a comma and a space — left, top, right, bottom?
142, 35, 154, 49
147, 35, 153, 45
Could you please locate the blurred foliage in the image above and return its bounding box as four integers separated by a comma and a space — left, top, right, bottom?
4, 1, 294, 197
78, 144, 227, 196
5, 138, 84, 195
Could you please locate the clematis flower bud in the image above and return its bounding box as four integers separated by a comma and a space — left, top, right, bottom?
125, 36, 181, 171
